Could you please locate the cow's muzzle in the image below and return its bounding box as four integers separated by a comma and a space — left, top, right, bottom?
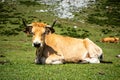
33, 42, 41, 48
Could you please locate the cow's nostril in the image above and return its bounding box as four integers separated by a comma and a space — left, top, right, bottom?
33, 43, 41, 47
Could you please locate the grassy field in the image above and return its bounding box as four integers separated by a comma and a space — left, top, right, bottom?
0, 1, 120, 80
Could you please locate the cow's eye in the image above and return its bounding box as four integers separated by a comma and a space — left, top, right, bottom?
43, 32, 46, 35
41, 32, 45, 36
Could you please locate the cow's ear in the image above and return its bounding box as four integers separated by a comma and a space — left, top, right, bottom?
23, 25, 32, 35
45, 26, 55, 34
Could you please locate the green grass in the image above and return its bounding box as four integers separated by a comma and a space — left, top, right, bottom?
0, 1, 120, 80
0, 28, 120, 80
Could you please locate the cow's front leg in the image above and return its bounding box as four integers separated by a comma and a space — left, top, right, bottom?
46, 59, 64, 64
35, 47, 44, 64
35, 57, 41, 64
35, 57, 46, 64
45, 54, 64, 64
35, 58, 40, 64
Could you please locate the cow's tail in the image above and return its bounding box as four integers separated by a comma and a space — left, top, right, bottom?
98, 53, 103, 61
99, 54, 113, 64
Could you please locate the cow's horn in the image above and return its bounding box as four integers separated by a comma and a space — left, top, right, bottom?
51, 19, 57, 28
22, 18, 27, 27
22, 18, 32, 27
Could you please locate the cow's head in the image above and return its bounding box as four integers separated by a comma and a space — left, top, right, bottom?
22, 19, 56, 48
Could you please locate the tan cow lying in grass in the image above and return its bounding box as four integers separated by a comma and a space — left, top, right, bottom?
101, 37, 119, 43
23, 20, 104, 64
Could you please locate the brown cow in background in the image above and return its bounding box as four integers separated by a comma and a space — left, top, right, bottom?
101, 37, 119, 43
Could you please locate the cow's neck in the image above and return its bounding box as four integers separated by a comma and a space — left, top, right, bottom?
45, 33, 57, 44
36, 44, 45, 60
